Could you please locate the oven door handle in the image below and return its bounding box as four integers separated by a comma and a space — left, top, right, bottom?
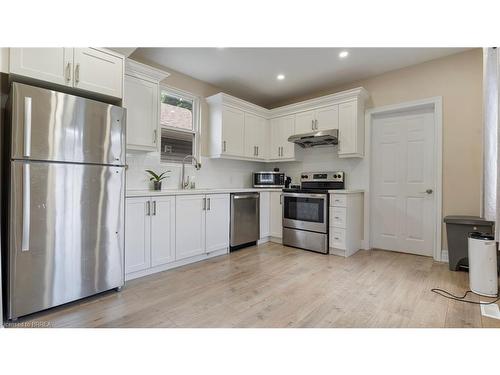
282, 192, 326, 199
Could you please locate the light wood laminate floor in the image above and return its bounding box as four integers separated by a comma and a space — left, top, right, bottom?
17, 242, 500, 328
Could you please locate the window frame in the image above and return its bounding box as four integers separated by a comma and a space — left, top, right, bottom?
159, 85, 201, 164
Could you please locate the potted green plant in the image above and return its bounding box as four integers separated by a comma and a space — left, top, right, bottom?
146, 169, 171, 191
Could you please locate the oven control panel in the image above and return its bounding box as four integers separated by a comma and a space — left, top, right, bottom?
300, 171, 344, 182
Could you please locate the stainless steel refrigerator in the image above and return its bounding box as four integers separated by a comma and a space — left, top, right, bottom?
5, 82, 126, 320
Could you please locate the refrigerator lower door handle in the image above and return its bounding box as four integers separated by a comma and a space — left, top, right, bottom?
21, 163, 30, 252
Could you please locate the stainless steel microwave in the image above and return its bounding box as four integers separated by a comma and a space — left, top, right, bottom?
253, 171, 285, 188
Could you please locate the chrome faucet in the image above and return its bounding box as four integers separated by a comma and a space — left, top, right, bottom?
181, 155, 201, 189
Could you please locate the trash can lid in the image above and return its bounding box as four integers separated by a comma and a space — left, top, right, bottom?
443, 215, 495, 225
468, 231, 495, 240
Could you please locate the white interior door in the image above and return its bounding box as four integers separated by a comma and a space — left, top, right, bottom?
370, 108, 435, 256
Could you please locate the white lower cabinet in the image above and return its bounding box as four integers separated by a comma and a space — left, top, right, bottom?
175, 193, 230, 260
269, 191, 283, 239
205, 194, 231, 252
151, 196, 176, 266
175, 194, 206, 260
125, 196, 175, 274
259, 192, 270, 239
329, 192, 364, 257
126, 193, 230, 280
125, 197, 152, 274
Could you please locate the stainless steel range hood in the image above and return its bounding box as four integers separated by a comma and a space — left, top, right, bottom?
287, 129, 339, 148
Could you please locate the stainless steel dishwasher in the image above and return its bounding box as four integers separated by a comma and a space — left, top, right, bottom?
230, 193, 260, 251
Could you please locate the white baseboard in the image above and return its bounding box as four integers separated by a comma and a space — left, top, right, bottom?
125, 248, 228, 281
440, 249, 449, 263
258, 237, 270, 245
270, 236, 282, 244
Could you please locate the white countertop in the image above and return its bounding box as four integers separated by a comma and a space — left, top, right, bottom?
126, 187, 283, 197
328, 189, 364, 194
126, 188, 364, 197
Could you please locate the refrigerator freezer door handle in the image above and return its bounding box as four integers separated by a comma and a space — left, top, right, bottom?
24, 97, 32, 157
21, 163, 30, 252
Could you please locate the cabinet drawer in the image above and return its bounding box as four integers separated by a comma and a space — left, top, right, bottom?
330, 194, 347, 207
330, 207, 346, 228
330, 227, 346, 250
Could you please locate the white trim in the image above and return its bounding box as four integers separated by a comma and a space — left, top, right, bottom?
270, 87, 369, 117
205, 87, 369, 119
125, 248, 228, 281
440, 250, 449, 263
366, 96, 443, 261
206, 92, 270, 118
125, 58, 170, 83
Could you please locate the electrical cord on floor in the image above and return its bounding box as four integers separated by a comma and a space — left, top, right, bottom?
431, 288, 500, 305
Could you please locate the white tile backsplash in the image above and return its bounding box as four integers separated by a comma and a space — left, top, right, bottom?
126, 151, 266, 190
126, 146, 366, 191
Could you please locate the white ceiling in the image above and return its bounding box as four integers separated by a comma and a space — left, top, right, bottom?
131, 48, 468, 108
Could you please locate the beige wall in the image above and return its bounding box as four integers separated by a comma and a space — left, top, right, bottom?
273, 49, 484, 249
133, 49, 484, 250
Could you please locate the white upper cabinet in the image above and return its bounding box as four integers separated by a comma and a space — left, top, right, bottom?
315, 105, 339, 130
73, 48, 124, 98
10, 48, 73, 87
123, 75, 159, 151
221, 106, 245, 157
207, 93, 270, 161
338, 100, 364, 158
9, 48, 124, 98
123, 59, 169, 152
207, 88, 368, 161
244, 113, 267, 159
294, 105, 339, 133
269, 115, 295, 160
295, 110, 316, 134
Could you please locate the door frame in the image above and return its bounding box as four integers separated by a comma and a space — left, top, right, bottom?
365, 97, 443, 261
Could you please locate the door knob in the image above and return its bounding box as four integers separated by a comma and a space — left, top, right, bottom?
421, 189, 433, 194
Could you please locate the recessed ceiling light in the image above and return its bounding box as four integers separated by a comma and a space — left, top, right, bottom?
339, 51, 349, 58
277, 74, 285, 80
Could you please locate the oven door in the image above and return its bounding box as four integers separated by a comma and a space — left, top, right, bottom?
282, 193, 327, 233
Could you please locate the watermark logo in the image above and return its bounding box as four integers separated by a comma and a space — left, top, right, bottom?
4, 320, 52, 328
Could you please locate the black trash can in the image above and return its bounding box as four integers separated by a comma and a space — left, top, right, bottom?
443, 215, 495, 271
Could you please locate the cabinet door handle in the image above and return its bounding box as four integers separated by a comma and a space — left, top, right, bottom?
256, 146, 259, 156
202, 197, 206, 210
65, 62, 71, 83
153, 129, 157, 144
75, 63, 80, 84
223, 140, 226, 152
207, 198, 211, 211
146, 201, 151, 216
152, 201, 157, 216
315, 119, 318, 130
280, 194, 282, 205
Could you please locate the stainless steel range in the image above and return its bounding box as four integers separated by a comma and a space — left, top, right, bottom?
282, 171, 345, 254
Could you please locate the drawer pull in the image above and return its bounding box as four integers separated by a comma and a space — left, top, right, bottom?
334, 237, 340, 240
